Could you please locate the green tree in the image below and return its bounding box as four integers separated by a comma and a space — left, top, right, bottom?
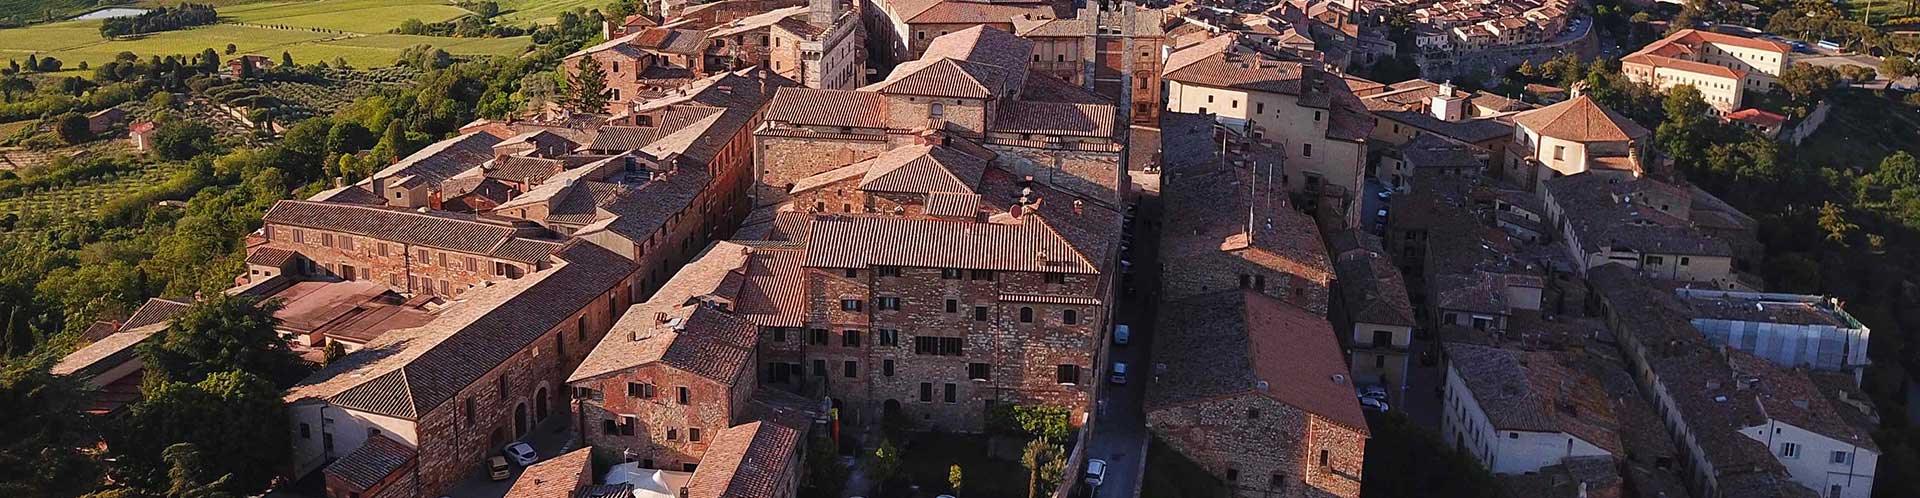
140, 293, 305, 386
1779, 63, 1840, 103
110, 371, 288, 494
149, 120, 216, 161
1818, 201, 1858, 246
562, 55, 610, 113
0, 364, 99, 497
1656, 85, 1713, 171
870, 438, 901, 493
280, 51, 293, 68
163, 443, 236, 498
0, 76, 30, 103
322, 340, 347, 365
948, 464, 964, 493
54, 112, 90, 145
1884, 55, 1916, 79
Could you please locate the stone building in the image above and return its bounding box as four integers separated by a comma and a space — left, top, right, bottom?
1161, 34, 1374, 227
1330, 248, 1414, 403
1014, 1, 1167, 124
567, 0, 864, 108
1623, 29, 1792, 114
256, 200, 566, 298
1158, 112, 1333, 315
754, 26, 1128, 209
285, 242, 640, 498
1146, 290, 1368, 498
862, 0, 1062, 65
1498, 94, 1652, 191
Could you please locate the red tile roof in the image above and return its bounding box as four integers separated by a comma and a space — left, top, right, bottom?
1148, 290, 1369, 433
764, 87, 891, 128
686, 421, 801, 498
802, 213, 1099, 274
505, 447, 593, 498
571, 242, 761, 383
324, 433, 416, 491
1511, 95, 1649, 142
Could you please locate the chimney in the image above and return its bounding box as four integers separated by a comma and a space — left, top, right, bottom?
1072, 198, 1084, 215
428, 189, 444, 210
655, 312, 670, 324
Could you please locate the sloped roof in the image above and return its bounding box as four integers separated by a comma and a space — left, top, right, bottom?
370, 132, 502, 188
287, 242, 637, 420
1163, 35, 1309, 95
1148, 290, 1369, 432
263, 201, 563, 264
504, 447, 593, 498
763, 87, 891, 128
802, 214, 1098, 274
856, 144, 988, 194
866, 26, 1032, 99
570, 241, 761, 383
1447, 344, 1622, 455
686, 421, 802, 498
1512, 95, 1649, 142
323, 433, 416, 491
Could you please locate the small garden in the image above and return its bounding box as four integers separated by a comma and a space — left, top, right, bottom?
811, 404, 1078, 498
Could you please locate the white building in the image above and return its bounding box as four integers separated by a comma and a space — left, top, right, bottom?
1442, 343, 1620, 475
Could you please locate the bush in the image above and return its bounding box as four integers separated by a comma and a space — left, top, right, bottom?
986, 404, 1072, 442
54, 112, 88, 144
150, 121, 216, 160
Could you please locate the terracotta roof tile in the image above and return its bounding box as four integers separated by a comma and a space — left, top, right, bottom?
505, 447, 593, 498
1148, 290, 1369, 432
264, 201, 564, 264
323, 433, 416, 490
686, 421, 801, 498
572, 242, 762, 383
764, 88, 891, 128
1511, 95, 1649, 142
802, 214, 1098, 274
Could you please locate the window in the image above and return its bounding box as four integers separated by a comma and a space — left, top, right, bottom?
877, 265, 901, 277
1780, 442, 1801, 458
1679, 256, 1691, 266
942, 268, 962, 279
943, 383, 957, 402
1255, 102, 1265, 114
628, 382, 644, 398
578, 316, 589, 341
1302, 143, 1312, 157
621, 416, 637, 436
1045, 272, 1065, 284
676, 386, 690, 405
689, 428, 702, 442
920, 382, 933, 401
884, 359, 895, 377
1270, 474, 1286, 489
1056, 364, 1080, 384
813, 359, 827, 377
1314, 110, 1322, 121
1646, 255, 1665, 265
300, 423, 311, 438
1247, 408, 1260, 419
969, 269, 995, 280
843, 330, 861, 347
877, 297, 901, 310
974, 306, 988, 321
930, 103, 945, 118
842, 360, 858, 377
1375, 354, 1386, 368
772, 328, 787, 343
464, 398, 477, 426
945, 299, 958, 313
808, 328, 829, 345
321, 232, 334, 247
497, 375, 508, 400
603, 419, 618, 435
844, 268, 858, 278
913, 336, 965, 356
1831, 451, 1850, 465
840, 299, 862, 311
1019, 307, 1034, 323
1226, 468, 1239, 481
878, 329, 899, 346
1319, 450, 1330, 466
969, 362, 991, 380
1063, 309, 1078, 324
1552, 145, 1565, 161
667, 428, 677, 440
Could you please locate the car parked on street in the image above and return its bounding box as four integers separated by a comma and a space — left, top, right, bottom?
1085, 459, 1109, 487
1110, 362, 1128, 385
503, 442, 538, 466
1114, 324, 1131, 345
1359, 396, 1390, 412
488, 456, 511, 481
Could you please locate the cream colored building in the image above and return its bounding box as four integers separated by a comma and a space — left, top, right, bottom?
1162, 34, 1374, 227
1623, 29, 1792, 113
1500, 94, 1652, 191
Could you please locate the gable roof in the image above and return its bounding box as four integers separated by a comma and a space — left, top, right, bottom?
802, 214, 1099, 274
371, 132, 503, 188
287, 242, 637, 420
856, 144, 988, 194
865, 26, 1032, 99
1446, 344, 1622, 455
763, 87, 891, 128
323, 432, 417, 491
686, 421, 802, 498
504, 447, 593, 498
1512, 95, 1649, 142
263, 200, 564, 264
571, 241, 762, 383
1148, 290, 1369, 432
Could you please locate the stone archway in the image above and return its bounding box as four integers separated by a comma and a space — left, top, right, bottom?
535, 387, 550, 422
514, 402, 529, 438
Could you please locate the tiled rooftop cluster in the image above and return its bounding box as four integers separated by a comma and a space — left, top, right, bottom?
575, 0, 866, 97
1391, 0, 1575, 50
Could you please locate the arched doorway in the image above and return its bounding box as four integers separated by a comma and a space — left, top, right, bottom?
514, 403, 529, 438
882, 399, 902, 423
535, 387, 550, 422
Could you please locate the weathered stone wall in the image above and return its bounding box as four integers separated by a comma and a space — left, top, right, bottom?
1146, 395, 1364, 498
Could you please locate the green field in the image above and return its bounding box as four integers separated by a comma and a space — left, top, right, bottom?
495, 0, 606, 25
0, 0, 531, 70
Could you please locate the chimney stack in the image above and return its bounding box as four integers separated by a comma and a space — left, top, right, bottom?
1430, 82, 1465, 122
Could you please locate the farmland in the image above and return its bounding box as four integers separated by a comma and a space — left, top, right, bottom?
0, 0, 532, 71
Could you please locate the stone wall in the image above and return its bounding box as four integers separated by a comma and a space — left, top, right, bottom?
1146, 395, 1364, 498
576, 363, 747, 471
260, 224, 535, 298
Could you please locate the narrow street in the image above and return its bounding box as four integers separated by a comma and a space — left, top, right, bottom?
1083, 174, 1164, 498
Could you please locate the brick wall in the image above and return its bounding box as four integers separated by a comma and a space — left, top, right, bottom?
755, 134, 891, 204
780, 265, 1101, 431
884, 95, 987, 137
406, 281, 629, 497
260, 225, 535, 298
576, 364, 746, 471
1160, 249, 1332, 316
1146, 395, 1364, 498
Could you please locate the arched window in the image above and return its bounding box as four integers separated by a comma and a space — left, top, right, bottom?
1019, 307, 1034, 323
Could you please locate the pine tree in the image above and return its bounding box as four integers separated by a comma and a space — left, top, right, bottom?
563, 56, 611, 113
281, 51, 294, 68
25, 54, 37, 73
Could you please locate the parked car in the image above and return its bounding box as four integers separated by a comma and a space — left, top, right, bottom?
488, 456, 512, 481
1376, 209, 1389, 221
1114, 324, 1131, 345
1110, 362, 1129, 385
1376, 190, 1391, 201
1359, 396, 1390, 412
1085, 459, 1109, 487
504, 442, 539, 466
1360, 385, 1389, 401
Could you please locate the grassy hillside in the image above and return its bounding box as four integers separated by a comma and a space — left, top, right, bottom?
0, 0, 113, 25
0, 0, 532, 70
